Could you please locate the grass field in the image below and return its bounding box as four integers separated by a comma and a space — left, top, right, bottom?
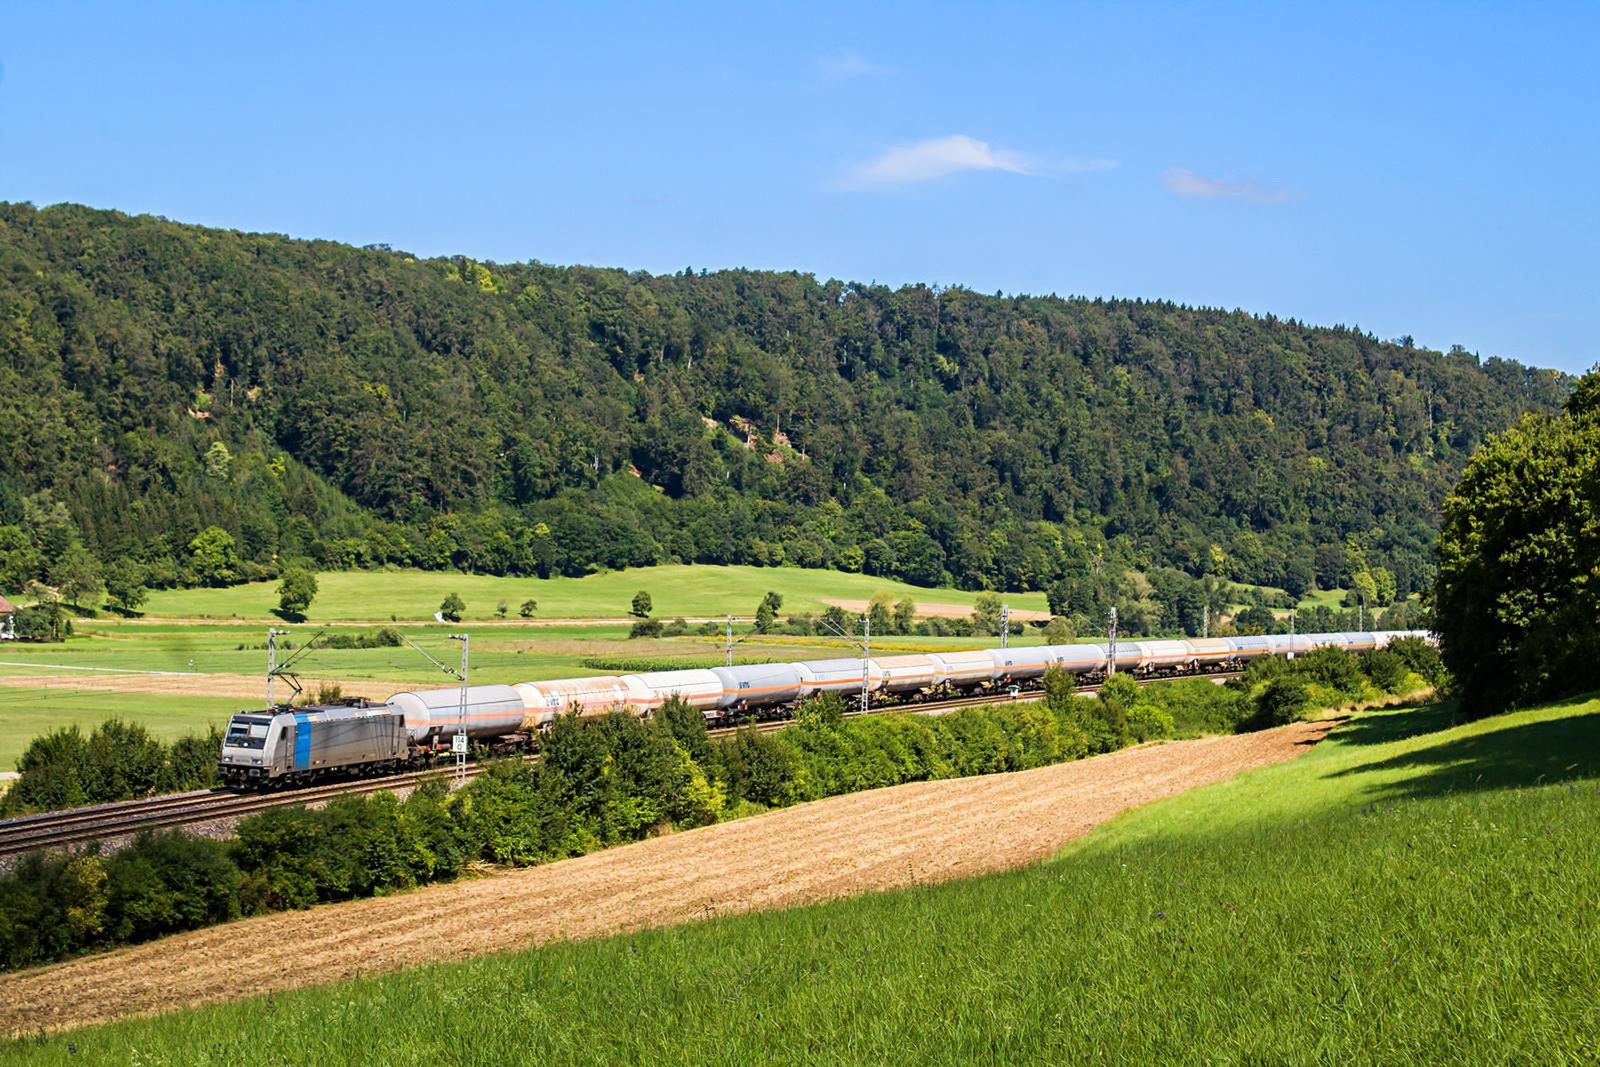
0, 690, 244, 771
1296, 585, 1352, 611
8, 695, 1596, 1062
138, 564, 1052, 621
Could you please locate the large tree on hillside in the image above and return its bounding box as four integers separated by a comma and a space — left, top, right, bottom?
1434, 374, 1600, 714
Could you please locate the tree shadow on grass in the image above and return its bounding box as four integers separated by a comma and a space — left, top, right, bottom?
1325, 700, 1458, 747
1327, 693, 1600, 802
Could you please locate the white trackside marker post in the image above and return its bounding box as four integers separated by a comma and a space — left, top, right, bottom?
450, 632, 469, 782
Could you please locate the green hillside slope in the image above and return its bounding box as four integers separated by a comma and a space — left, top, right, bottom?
0, 202, 1568, 616
10, 696, 1596, 1063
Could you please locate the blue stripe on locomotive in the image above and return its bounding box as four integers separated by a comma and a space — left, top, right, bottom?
293, 712, 311, 771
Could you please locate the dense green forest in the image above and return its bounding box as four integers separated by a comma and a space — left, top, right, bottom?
0, 202, 1569, 620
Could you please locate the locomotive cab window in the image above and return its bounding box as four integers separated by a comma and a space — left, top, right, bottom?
225, 718, 270, 750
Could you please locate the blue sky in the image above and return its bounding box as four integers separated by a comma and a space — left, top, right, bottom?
4, 2, 1597, 372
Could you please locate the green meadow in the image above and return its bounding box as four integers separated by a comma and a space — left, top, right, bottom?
8, 695, 1596, 1063
0, 690, 244, 772
139, 564, 1051, 621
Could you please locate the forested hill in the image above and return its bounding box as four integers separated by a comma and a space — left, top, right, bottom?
0, 201, 1569, 612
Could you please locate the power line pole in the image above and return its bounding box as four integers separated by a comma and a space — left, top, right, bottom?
1107, 606, 1118, 677
1000, 603, 1010, 648
1288, 608, 1297, 660
726, 614, 734, 667
449, 632, 469, 783
1202, 603, 1209, 640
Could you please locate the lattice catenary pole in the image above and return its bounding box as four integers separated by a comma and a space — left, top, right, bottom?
1107, 606, 1119, 677
266, 628, 287, 708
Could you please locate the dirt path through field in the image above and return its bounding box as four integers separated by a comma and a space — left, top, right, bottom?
0, 718, 1337, 1035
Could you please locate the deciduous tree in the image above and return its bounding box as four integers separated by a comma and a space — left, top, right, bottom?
277, 568, 318, 620
188, 528, 239, 587
1435, 376, 1600, 714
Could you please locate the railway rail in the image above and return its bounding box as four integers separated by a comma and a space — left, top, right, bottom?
0, 671, 1238, 858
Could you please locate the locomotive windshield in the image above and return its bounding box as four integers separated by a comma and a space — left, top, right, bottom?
224, 715, 271, 750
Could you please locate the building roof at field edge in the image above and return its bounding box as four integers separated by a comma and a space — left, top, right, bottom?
0, 595, 12, 614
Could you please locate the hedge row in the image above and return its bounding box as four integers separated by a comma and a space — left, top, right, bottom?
0, 721, 221, 816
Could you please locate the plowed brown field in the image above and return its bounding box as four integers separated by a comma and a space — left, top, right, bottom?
0, 718, 1336, 1036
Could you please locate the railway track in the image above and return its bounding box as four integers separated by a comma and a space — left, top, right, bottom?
0, 671, 1238, 858
0, 767, 495, 858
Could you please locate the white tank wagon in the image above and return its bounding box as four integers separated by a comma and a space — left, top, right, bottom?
514, 676, 628, 725
388, 684, 527, 743
987, 646, 1060, 682
1264, 635, 1315, 657
1105, 641, 1154, 674
1042, 644, 1110, 676
1186, 638, 1235, 668
873, 654, 943, 693
1343, 631, 1382, 652
1140, 640, 1196, 673
796, 657, 885, 698
619, 668, 723, 713
1227, 635, 1273, 662
714, 663, 806, 710
927, 650, 1003, 688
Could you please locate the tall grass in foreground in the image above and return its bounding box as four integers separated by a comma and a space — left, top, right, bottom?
7, 698, 1599, 1064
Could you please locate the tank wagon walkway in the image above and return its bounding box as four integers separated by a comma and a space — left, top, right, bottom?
0, 719, 1338, 1035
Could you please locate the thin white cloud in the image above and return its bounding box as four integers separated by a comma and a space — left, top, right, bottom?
1163, 167, 1289, 204
845, 135, 1035, 188
819, 48, 889, 80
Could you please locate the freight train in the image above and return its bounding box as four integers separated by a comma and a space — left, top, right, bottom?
217, 629, 1429, 788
